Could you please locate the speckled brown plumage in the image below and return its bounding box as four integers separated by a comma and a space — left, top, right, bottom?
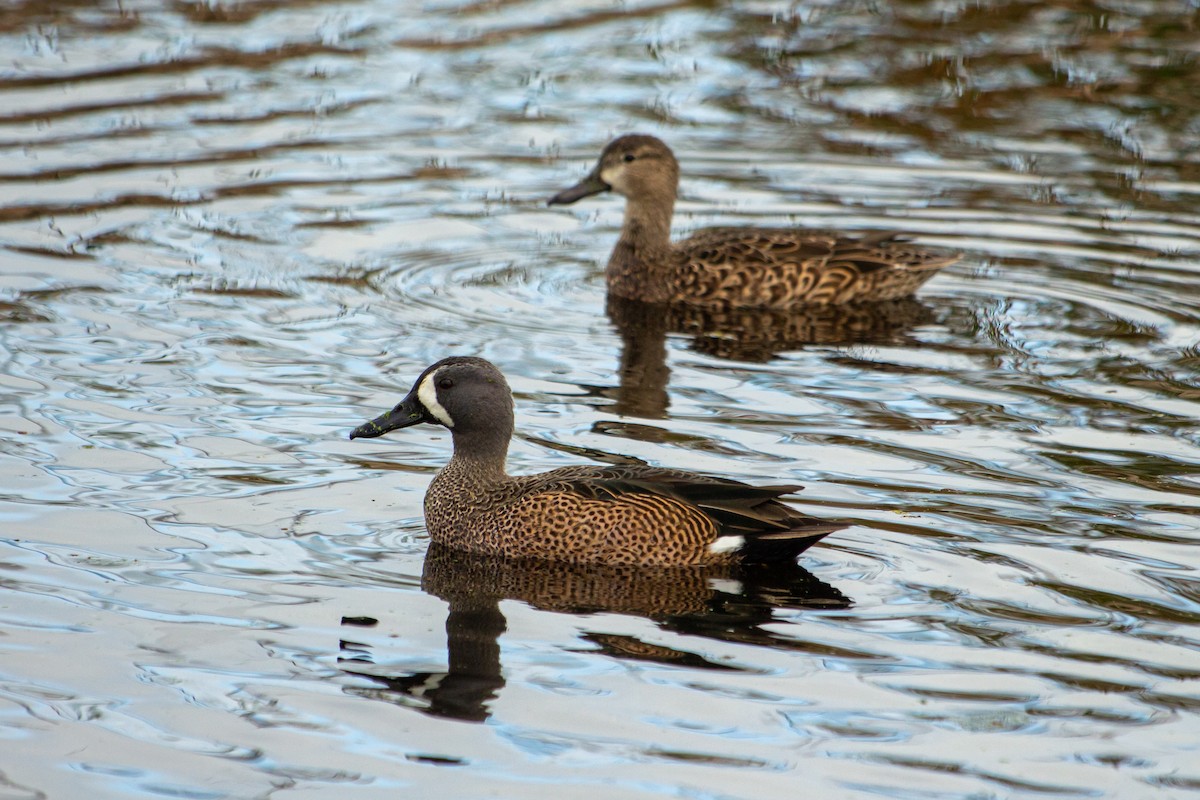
549, 134, 959, 309
350, 357, 843, 567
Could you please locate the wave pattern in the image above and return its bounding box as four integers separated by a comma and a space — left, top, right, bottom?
0, 1, 1197, 798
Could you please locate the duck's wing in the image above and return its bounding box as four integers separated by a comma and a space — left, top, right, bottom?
674, 227, 958, 306
531, 466, 844, 561
682, 228, 955, 273
680, 228, 847, 271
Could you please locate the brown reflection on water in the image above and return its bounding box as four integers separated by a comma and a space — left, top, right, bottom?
339, 544, 850, 723
729, 1, 1200, 174
607, 295, 938, 416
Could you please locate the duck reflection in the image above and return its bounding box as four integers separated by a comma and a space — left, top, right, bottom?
338, 543, 849, 723
605, 295, 934, 417
339, 602, 505, 724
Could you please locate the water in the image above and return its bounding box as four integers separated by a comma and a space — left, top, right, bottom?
2, 1, 1198, 797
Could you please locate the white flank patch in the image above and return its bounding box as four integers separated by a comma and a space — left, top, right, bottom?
707, 535, 745, 555
707, 578, 744, 594
418, 370, 455, 428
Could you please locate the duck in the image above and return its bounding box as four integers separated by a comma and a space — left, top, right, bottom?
548, 134, 960, 308
349, 356, 843, 567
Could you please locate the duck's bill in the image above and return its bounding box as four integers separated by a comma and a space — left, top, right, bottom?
548, 170, 609, 205
349, 394, 426, 440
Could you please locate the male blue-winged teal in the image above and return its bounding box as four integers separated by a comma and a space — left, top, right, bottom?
549, 134, 960, 308
350, 357, 843, 566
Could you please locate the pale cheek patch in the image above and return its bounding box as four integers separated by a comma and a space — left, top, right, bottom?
600, 166, 623, 192
418, 371, 455, 428
707, 535, 745, 555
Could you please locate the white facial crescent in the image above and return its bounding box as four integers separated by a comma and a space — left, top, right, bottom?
418, 369, 455, 428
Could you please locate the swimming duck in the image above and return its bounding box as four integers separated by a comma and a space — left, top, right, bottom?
549, 134, 959, 308
349, 357, 842, 566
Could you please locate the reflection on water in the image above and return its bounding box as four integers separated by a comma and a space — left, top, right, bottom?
1, 0, 1199, 797
607, 294, 937, 415
340, 544, 849, 723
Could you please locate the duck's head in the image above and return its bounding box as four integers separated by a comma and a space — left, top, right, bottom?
349, 356, 513, 441
548, 134, 679, 206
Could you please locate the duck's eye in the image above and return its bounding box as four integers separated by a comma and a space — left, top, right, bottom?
438, 377, 454, 389
623, 153, 636, 163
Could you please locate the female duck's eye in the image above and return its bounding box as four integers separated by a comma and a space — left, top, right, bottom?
438, 377, 454, 389
623, 153, 636, 163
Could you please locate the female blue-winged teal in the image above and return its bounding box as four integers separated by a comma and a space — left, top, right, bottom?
549, 134, 960, 308
350, 357, 842, 567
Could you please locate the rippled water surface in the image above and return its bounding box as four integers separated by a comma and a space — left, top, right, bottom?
2, 1, 1199, 797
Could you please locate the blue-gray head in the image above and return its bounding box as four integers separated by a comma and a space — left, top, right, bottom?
349, 357, 513, 444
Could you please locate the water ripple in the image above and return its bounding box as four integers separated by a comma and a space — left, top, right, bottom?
1, 1, 1198, 798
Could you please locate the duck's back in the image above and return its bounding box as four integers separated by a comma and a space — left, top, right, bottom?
425, 463, 839, 566
666, 227, 956, 308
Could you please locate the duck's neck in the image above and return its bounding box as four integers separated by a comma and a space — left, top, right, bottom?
425, 426, 510, 546
442, 426, 510, 485
607, 194, 675, 303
